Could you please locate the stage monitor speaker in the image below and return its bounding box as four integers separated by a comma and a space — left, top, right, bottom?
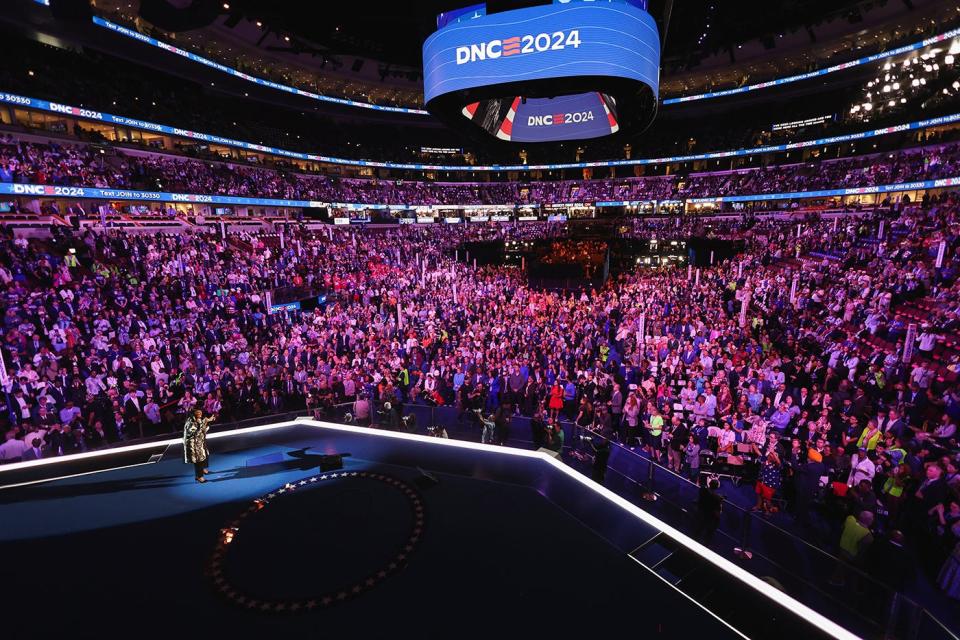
319, 454, 346, 471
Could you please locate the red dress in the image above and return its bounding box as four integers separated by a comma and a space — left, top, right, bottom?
548, 384, 564, 410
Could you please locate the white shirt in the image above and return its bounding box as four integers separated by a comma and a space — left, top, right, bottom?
85, 376, 106, 396
15, 395, 30, 419
918, 332, 940, 351
0, 438, 28, 460
718, 429, 737, 449
848, 455, 876, 485
911, 366, 933, 389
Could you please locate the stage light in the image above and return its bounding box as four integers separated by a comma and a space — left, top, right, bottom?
883, 63, 891, 70
953, 80, 960, 89
950, 41, 960, 55
222, 3, 230, 9
863, 102, 873, 111
882, 85, 891, 92
912, 78, 920, 87
892, 82, 900, 89
946, 55, 955, 64
888, 99, 896, 106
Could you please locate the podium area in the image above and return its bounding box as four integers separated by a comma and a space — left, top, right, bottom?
0, 420, 855, 639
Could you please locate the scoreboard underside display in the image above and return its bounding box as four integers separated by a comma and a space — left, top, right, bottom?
423, 0, 660, 143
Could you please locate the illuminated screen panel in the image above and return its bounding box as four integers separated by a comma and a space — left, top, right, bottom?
464, 93, 618, 141
422, 2, 659, 104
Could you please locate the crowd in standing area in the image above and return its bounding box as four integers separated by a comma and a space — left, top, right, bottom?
0, 193, 959, 600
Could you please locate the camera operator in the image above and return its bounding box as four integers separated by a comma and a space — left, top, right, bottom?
695, 476, 724, 544
494, 401, 513, 445
427, 424, 449, 438
530, 410, 548, 449
305, 390, 320, 419
589, 435, 611, 484
386, 399, 406, 431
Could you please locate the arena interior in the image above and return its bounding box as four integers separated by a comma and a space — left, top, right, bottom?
2, 1, 960, 638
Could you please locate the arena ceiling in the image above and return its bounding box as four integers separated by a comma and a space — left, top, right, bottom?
224, 0, 872, 68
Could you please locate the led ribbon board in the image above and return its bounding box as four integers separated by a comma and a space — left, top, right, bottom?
4, 177, 958, 210
91, 17, 429, 115
423, 1, 660, 142
2, 90, 955, 171
665, 27, 960, 105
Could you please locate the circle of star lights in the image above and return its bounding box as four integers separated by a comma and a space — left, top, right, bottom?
208, 471, 424, 612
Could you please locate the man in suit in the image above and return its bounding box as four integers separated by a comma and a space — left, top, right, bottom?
850, 388, 869, 419
267, 389, 285, 413
123, 385, 145, 438
26, 334, 43, 358
21, 437, 45, 461
904, 383, 928, 427
771, 383, 789, 407
882, 408, 909, 440
794, 448, 826, 525
45, 379, 67, 409
10, 389, 33, 425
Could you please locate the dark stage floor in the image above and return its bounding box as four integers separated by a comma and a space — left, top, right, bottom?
0, 423, 833, 639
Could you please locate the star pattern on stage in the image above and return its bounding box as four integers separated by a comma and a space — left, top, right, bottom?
208, 470, 425, 613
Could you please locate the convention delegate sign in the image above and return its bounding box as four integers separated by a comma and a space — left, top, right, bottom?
423, 0, 659, 141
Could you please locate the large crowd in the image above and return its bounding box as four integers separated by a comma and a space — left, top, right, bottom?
3, 135, 960, 210
0, 188, 958, 602
4, 8, 960, 633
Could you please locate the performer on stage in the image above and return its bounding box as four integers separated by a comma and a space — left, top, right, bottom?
184, 408, 216, 483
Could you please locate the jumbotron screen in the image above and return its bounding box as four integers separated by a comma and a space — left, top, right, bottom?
423, 0, 659, 142
462, 93, 620, 142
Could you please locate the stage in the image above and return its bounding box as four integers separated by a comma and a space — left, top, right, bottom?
0, 420, 855, 639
